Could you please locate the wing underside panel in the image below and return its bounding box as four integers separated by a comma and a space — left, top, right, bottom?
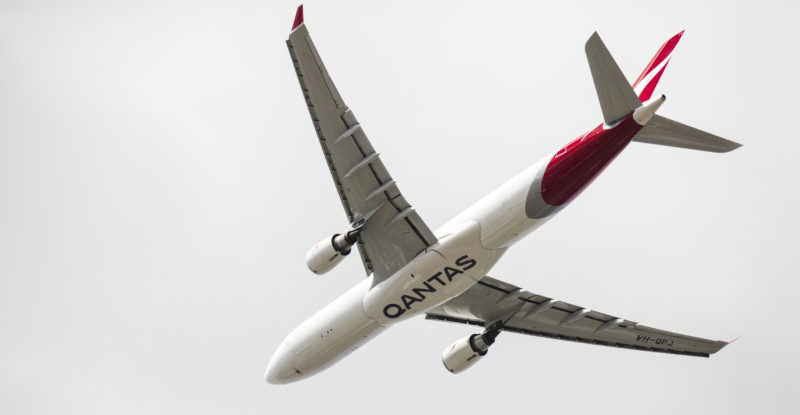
426, 276, 728, 357
287, 23, 437, 280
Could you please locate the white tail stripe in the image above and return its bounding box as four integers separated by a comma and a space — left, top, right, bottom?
633, 50, 674, 97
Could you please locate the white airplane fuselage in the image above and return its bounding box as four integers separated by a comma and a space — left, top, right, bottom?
266, 117, 645, 384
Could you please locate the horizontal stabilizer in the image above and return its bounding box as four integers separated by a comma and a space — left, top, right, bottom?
585, 32, 642, 124
634, 114, 741, 153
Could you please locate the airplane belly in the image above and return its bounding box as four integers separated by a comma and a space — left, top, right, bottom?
363, 221, 505, 325
439, 157, 559, 250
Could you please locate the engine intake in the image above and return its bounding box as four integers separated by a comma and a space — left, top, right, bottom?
305, 228, 360, 275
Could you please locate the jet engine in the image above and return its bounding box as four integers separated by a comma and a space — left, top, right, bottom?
305, 228, 361, 275
441, 322, 503, 374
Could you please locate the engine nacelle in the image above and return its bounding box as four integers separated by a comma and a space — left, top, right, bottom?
305, 230, 359, 275
442, 322, 503, 374
441, 334, 491, 374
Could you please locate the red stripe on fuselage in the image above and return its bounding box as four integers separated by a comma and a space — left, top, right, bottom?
541, 117, 643, 206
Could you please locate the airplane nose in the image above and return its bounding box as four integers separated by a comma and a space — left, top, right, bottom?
264, 360, 282, 385
264, 341, 302, 385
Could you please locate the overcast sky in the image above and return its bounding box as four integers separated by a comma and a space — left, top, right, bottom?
2, 0, 798, 414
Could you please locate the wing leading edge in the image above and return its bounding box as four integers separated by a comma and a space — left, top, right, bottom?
286, 7, 437, 281
426, 276, 728, 357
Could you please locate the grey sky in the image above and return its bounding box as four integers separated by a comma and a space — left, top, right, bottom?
1, 0, 797, 413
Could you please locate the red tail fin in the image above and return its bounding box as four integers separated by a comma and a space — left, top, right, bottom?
632, 31, 684, 101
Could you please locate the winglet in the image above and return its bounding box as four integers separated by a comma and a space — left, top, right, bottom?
291, 5, 304, 32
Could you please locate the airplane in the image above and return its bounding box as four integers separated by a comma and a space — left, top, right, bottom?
266, 5, 741, 384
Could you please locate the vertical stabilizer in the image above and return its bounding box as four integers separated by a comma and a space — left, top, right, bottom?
632, 31, 684, 101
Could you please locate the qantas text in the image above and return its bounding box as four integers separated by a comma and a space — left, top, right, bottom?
382, 255, 477, 319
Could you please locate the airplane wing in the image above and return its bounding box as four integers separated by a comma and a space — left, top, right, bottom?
286, 8, 437, 281
426, 275, 728, 357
